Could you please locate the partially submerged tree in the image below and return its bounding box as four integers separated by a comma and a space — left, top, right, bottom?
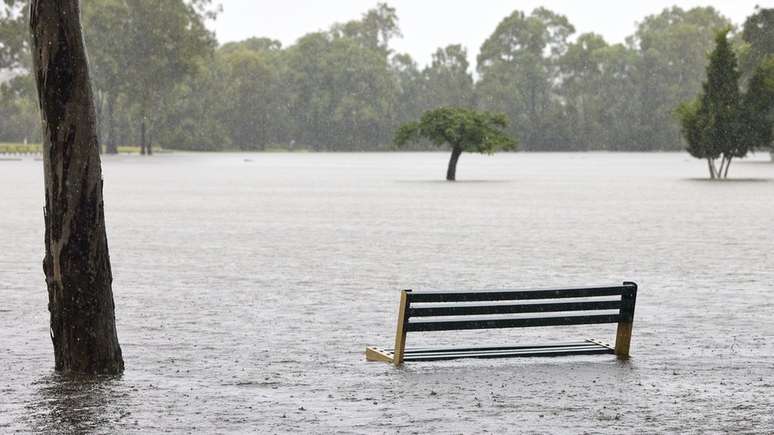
677, 30, 742, 179
395, 107, 517, 181
30, 0, 123, 374
678, 29, 774, 179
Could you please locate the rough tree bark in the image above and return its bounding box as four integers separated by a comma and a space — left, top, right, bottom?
30, 0, 124, 374
447, 146, 463, 181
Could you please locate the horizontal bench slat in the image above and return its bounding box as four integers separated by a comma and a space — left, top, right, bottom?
408, 300, 622, 317
407, 285, 634, 303
406, 314, 621, 332
405, 345, 609, 358
394, 341, 605, 354
403, 346, 615, 361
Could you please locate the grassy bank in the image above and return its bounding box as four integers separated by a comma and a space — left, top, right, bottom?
0, 143, 170, 154
0, 143, 41, 153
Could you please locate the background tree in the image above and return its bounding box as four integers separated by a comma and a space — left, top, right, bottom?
30, 0, 123, 373
392, 52, 428, 133
629, 6, 731, 150
0, 74, 40, 143
738, 57, 774, 153
395, 107, 517, 181
219, 42, 288, 149
423, 44, 474, 109
82, 0, 132, 154
476, 8, 575, 149
740, 7, 774, 81
677, 29, 744, 179
740, 7, 774, 159
119, 0, 216, 154
3, 2, 772, 154
0, 0, 28, 70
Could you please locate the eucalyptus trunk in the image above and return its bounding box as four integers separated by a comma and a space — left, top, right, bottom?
447, 146, 463, 181
30, 0, 124, 374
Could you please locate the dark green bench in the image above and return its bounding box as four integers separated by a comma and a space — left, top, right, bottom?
366, 282, 638, 366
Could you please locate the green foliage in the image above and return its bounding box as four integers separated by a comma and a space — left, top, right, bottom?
476, 8, 575, 149
678, 30, 740, 164
740, 7, 774, 80
630, 6, 732, 150
738, 56, 774, 150
677, 29, 774, 178
0, 74, 40, 143
395, 107, 517, 153
424, 45, 474, 108
0, 2, 769, 154
0, 0, 28, 70
560, 34, 641, 150
80, 0, 217, 151
701, 29, 742, 157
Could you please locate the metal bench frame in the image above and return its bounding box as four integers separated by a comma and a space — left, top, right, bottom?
366, 282, 637, 366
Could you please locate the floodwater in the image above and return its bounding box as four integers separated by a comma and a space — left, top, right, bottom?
1, 152, 773, 433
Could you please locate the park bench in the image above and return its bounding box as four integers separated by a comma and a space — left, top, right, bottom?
366, 282, 637, 366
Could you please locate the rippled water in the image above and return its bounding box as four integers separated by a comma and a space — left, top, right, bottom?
1, 152, 773, 433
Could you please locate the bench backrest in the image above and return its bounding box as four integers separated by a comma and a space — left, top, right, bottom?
391, 282, 637, 364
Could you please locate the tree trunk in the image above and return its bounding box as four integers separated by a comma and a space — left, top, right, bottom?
707, 158, 716, 179
140, 119, 146, 155
105, 95, 118, 154
147, 128, 153, 155
30, 0, 124, 374
724, 156, 732, 179
447, 146, 463, 181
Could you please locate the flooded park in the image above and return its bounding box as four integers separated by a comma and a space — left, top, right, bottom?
1, 152, 773, 433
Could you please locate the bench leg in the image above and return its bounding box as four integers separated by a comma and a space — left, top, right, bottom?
615, 321, 633, 359
392, 290, 410, 366
615, 282, 637, 360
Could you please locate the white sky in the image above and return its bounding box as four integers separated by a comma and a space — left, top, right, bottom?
213, 1, 769, 67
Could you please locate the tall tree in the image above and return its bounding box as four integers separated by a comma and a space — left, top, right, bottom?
424, 44, 474, 109
30, 0, 123, 373
395, 107, 517, 181
629, 7, 731, 149
0, 0, 28, 70
738, 57, 774, 153
476, 8, 575, 149
392, 53, 428, 130
82, 0, 132, 154
0, 74, 40, 143
120, 0, 216, 154
740, 7, 774, 81
677, 30, 743, 179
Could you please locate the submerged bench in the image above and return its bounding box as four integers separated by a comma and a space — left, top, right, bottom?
366, 282, 637, 366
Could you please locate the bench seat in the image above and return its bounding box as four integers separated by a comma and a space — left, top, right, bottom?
366, 339, 614, 363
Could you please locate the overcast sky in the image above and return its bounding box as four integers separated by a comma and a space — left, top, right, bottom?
213, 1, 767, 67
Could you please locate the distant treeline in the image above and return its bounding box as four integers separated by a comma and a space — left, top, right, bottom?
0, 1, 771, 152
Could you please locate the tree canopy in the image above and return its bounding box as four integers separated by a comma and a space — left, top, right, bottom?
395, 107, 517, 180
677, 29, 774, 179
0, 3, 768, 153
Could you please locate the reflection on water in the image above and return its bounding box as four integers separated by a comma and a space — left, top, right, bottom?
25, 374, 127, 433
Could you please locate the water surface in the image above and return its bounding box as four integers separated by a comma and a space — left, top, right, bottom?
1, 152, 773, 433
